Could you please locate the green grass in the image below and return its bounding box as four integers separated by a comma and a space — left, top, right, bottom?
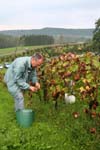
0, 71, 100, 150
0, 45, 52, 56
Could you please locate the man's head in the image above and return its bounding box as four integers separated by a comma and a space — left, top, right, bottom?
31, 53, 44, 68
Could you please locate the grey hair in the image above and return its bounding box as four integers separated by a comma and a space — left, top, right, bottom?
32, 53, 43, 61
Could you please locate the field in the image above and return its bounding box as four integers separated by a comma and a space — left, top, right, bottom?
0, 80, 100, 150
0, 45, 100, 150
0, 45, 51, 57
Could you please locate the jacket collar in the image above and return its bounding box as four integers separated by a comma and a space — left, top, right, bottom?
27, 57, 36, 70
27, 57, 32, 69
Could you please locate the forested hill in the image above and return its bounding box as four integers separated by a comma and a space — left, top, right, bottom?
0, 27, 94, 38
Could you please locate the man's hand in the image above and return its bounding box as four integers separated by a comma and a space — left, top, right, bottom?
35, 82, 40, 90
29, 86, 38, 92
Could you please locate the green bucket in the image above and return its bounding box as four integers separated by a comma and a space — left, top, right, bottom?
16, 109, 35, 127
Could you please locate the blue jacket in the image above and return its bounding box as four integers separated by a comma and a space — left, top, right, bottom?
4, 56, 38, 94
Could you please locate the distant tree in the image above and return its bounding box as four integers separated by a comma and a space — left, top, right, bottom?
92, 18, 100, 52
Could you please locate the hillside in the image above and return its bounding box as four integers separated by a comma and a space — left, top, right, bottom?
0, 27, 93, 37
0, 27, 94, 43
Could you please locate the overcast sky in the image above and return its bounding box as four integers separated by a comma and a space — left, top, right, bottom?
0, 0, 100, 30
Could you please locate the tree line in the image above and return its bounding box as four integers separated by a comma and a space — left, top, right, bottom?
0, 34, 54, 48
20, 35, 54, 46
0, 34, 18, 48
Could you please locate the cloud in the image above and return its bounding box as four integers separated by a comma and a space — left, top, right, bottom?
0, 0, 100, 30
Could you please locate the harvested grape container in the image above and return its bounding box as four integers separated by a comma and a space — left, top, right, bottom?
16, 109, 35, 127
